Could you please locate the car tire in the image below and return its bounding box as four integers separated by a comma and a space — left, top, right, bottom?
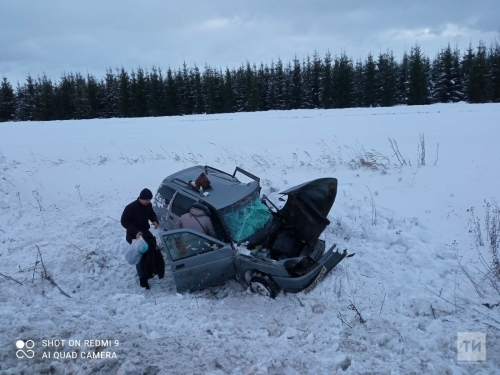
249, 275, 279, 299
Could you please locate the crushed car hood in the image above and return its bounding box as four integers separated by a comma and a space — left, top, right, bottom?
278, 178, 338, 247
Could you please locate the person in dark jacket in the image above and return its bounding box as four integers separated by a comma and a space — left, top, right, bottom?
121, 188, 165, 289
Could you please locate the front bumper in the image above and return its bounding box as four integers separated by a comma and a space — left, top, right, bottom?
271, 245, 347, 293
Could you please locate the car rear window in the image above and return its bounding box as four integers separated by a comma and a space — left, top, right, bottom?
157, 185, 176, 206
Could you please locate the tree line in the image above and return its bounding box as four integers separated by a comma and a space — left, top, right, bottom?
0, 41, 499, 122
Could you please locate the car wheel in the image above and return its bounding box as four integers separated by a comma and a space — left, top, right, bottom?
249, 275, 279, 299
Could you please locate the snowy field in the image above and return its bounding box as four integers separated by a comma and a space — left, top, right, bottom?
1, 103, 500, 375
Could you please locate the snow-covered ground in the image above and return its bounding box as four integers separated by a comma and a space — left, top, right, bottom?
1, 103, 499, 375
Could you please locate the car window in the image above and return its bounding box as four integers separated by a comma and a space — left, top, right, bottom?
157, 185, 176, 206
171, 193, 196, 217
163, 232, 223, 261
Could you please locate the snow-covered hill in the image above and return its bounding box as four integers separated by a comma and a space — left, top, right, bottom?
1, 103, 499, 374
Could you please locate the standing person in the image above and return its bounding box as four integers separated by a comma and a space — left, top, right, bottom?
121, 188, 165, 289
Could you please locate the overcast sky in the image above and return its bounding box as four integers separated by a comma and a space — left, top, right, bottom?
1, 0, 499, 84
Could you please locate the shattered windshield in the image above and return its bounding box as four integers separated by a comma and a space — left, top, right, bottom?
221, 191, 271, 242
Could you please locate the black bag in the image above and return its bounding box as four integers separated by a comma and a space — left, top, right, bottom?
140, 232, 165, 279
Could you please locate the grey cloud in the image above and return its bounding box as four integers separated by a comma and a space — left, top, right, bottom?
1, 0, 498, 83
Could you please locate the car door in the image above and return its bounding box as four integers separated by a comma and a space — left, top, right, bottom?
160, 228, 236, 293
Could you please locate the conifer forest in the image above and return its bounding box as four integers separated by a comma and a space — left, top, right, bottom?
1, 41, 499, 122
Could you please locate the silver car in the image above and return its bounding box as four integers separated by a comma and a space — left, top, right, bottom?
153, 165, 350, 298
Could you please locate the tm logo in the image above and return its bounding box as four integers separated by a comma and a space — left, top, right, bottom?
16, 340, 35, 359
457, 332, 486, 362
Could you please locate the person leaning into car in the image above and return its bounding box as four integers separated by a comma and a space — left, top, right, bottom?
121, 188, 162, 289
174, 202, 216, 237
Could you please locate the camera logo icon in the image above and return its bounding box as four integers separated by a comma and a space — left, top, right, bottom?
16, 340, 35, 359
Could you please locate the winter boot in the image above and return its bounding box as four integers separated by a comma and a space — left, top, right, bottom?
139, 278, 150, 290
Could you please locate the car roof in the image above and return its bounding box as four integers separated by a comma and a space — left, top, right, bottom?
161, 165, 260, 210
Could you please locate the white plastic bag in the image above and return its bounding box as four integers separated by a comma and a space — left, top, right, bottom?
125, 237, 148, 265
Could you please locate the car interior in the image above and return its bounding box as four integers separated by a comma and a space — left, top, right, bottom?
206, 206, 229, 242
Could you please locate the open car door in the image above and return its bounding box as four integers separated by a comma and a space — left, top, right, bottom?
160, 229, 236, 293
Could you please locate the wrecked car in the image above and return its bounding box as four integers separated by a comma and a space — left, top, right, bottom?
153, 165, 349, 298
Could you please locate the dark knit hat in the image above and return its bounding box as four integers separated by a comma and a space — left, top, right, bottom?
139, 188, 153, 200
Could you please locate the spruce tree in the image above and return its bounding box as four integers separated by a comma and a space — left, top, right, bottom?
129, 70, 138, 116
148, 66, 166, 116
232, 65, 245, 112
332, 52, 354, 108
206, 66, 224, 114
35, 74, 55, 121
192, 65, 204, 114
363, 52, 377, 107
274, 58, 286, 110
423, 56, 433, 103
467, 41, 489, 103
320, 51, 333, 109
165, 68, 179, 116
283, 61, 293, 109
86, 73, 103, 118
0, 77, 16, 122
223, 67, 236, 113
54, 73, 71, 119
352, 60, 364, 107
451, 47, 465, 101
431, 44, 463, 103
16, 75, 36, 121
376, 51, 399, 107
300, 56, 312, 109
117, 67, 131, 118
398, 51, 410, 104
202, 64, 216, 114
311, 51, 322, 109
407, 45, 429, 105
257, 62, 270, 111
130, 67, 148, 117
213, 68, 225, 114
431, 49, 444, 102
245, 63, 260, 112
265, 61, 277, 110
179, 62, 194, 115
462, 43, 475, 103
101, 68, 118, 118
73, 72, 90, 119
290, 55, 303, 109
174, 68, 185, 114
488, 41, 500, 102
15, 82, 25, 121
